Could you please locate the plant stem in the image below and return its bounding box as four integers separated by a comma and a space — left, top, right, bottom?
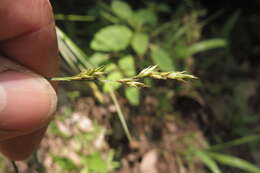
11, 161, 19, 173
109, 90, 132, 142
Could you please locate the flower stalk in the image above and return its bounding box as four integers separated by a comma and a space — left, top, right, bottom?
50, 65, 198, 87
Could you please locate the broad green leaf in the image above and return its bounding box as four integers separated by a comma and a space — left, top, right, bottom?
118, 55, 136, 76
131, 32, 149, 56
195, 151, 222, 173
151, 46, 174, 71
111, 0, 133, 20
208, 152, 260, 173
175, 39, 228, 58
89, 53, 109, 66
105, 63, 117, 72
90, 25, 133, 52
125, 87, 140, 106
53, 156, 78, 171
103, 71, 123, 92
133, 9, 158, 27
81, 152, 107, 173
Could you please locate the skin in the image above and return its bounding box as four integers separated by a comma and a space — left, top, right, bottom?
0, 0, 58, 160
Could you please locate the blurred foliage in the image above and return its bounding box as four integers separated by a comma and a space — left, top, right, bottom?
55, 0, 228, 107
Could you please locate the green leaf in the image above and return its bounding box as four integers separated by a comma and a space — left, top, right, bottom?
81, 152, 108, 173
111, 0, 133, 21
103, 71, 123, 92
89, 53, 109, 66
175, 39, 228, 58
53, 156, 78, 171
125, 87, 140, 106
133, 9, 158, 27
118, 55, 136, 76
208, 152, 260, 173
151, 46, 174, 71
210, 135, 260, 151
131, 32, 149, 56
195, 151, 222, 173
90, 25, 133, 52
105, 63, 118, 72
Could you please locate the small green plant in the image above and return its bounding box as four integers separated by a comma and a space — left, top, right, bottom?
52, 1, 227, 172
77, 0, 228, 107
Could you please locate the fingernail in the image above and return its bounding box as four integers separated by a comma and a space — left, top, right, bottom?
0, 71, 57, 132
0, 85, 25, 141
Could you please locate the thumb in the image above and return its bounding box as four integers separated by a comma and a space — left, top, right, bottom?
0, 56, 57, 141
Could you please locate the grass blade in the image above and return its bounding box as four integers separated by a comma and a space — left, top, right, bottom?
195, 151, 222, 173
210, 135, 260, 151
55, 14, 95, 22
207, 152, 260, 173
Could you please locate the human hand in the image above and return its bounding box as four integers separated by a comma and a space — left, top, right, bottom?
0, 0, 58, 160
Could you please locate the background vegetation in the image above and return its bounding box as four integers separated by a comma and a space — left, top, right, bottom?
1, 0, 260, 172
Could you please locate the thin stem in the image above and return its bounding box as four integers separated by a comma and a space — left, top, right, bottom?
31, 152, 45, 173
109, 89, 133, 142
50, 65, 197, 87
11, 161, 19, 173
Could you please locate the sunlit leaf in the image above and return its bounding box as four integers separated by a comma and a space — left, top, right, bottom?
131, 32, 149, 56
151, 46, 175, 71
103, 71, 123, 92
125, 87, 140, 106
132, 9, 157, 27
90, 25, 133, 52
105, 63, 118, 72
175, 39, 228, 58
118, 55, 136, 76
89, 53, 110, 66
111, 0, 133, 20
